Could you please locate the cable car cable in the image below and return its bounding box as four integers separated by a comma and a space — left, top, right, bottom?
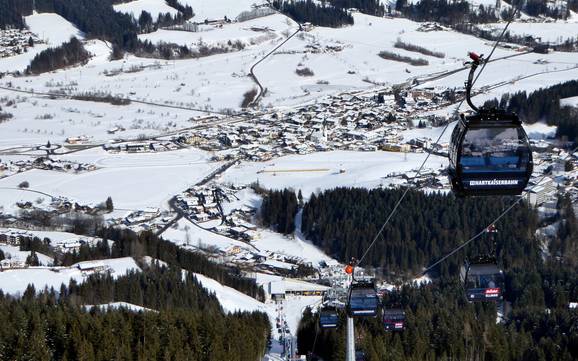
356, 8, 520, 266
311, 312, 320, 358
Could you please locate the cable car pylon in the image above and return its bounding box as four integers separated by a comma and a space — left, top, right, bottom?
346, 316, 355, 361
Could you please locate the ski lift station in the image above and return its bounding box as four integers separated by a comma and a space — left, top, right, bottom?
266, 279, 330, 301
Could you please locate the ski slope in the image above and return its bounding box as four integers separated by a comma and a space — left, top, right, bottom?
25, 13, 84, 46
113, 0, 179, 20
193, 272, 323, 337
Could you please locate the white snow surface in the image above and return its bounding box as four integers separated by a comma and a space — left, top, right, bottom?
0, 244, 53, 266
193, 272, 268, 313
0, 257, 140, 296
84, 302, 156, 313
139, 14, 285, 47
2, 13, 578, 144
193, 271, 323, 338
523, 122, 558, 139
162, 217, 254, 251
179, 0, 266, 21
113, 0, 179, 20
223, 150, 448, 197
0, 187, 54, 216
480, 21, 578, 43
254, 228, 335, 265
25, 13, 84, 46
0, 148, 217, 211
560, 96, 578, 108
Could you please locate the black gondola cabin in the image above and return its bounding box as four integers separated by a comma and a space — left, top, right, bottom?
448, 110, 533, 196
319, 307, 339, 329
347, 281, 379, 317
382, 308, 406, 331
461, 262, 504, 302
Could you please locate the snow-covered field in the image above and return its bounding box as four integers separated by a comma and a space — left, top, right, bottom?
139, 14, 286, 47
560, 95, 578, 108
480, 21, 578, 43
0, 148, 217, 211
178, 0, 266, 21
0, 187, 53, 216
113, 0, 179, 20
0, 243, 53, 266
0, 257, 140, 296
222, 150, 448, 197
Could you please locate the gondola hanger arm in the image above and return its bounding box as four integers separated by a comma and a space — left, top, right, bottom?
465, 52, 486, 113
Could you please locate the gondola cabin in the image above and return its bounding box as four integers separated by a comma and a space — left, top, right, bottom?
347, 281, 379, 317
448, 111, 533, 197
382, 308, 406, 332
319, 308, 339, 329
461, 263, 504, 302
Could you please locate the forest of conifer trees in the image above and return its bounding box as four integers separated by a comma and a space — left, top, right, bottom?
0, 265, 271, 361
272, 0, 354, 27
288, 188, 578, 361
298, 187, 538, 276
27, 37, 90, 74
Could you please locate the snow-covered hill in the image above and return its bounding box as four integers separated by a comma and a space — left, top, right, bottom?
113, 0, 179, 20
25, 13, 84, 46
0, 257, 140, 296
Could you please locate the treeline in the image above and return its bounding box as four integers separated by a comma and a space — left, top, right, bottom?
272, 0, 354, 27
261, 189, 300, 234
395, 0, 572, 25
0, 267, 270, 361
71, 91, 131, 105
483, 80, 578, 144
263, 187, 539, 277
378, 50, 429, 66
27, 37, 90, 74
134, 38, 245, 60
166, 0, 194, 19
17, 221, 265, 300
395, 0, 491, 25
511, 0, 569, 19
0, 0, 33, 29
329, 0, 386, 16
394, 39, 445, 58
